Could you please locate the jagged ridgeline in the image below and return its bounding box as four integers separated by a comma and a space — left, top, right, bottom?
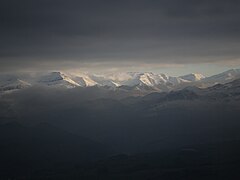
0, 69, 240, 95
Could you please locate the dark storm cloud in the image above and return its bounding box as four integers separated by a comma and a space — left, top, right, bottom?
0, 0, 240, 70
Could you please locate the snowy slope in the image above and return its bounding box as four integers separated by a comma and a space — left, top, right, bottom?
202, 69, 240, 84
37, 72, 80, 88
69, 74, 98, 87
0, 74, 31, 92
180, 73, 205, 82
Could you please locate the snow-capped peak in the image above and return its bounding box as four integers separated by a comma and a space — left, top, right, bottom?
38, 72, 80, 88
179, 73, 205, 82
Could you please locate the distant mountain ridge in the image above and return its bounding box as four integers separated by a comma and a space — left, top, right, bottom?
0, 69, 240, 94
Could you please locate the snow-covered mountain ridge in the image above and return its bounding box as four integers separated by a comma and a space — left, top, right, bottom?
0, 69, 240, 94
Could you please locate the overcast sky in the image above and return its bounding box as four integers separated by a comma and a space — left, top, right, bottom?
1, 0, 240, 75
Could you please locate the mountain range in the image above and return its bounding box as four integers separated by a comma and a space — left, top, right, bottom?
0, 69, 240, 94
1, 71, 240, 153
1, 68, 240, 179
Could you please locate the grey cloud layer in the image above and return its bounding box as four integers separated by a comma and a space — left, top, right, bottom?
0, 0, 240, 70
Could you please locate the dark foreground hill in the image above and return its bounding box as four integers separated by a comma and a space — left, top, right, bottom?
68, 140, 240, 180
1, 137, 240, 179
0, 122, 111, 179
